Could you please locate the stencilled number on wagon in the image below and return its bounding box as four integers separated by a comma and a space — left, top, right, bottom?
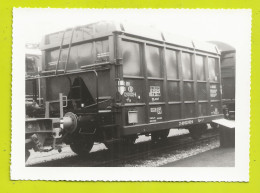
149, 86, 161, 102
179, 120, 193, 126
210, 84, 218, 99
149, 106, 163, 123
124, 81, 138, 103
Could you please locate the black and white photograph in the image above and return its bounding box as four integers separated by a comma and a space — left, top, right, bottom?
12, 9, 251, 181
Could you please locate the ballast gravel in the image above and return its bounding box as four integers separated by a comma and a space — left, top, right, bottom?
121, 138, 219, 167
26, 128, 203, 166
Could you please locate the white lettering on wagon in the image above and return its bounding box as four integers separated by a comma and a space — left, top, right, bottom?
179, 120, 193, 126
124, 82, 137, 103
149, 86, 161, 102
149, 86, 161, 97
210, 85, 218, 98
149, 107, 163, 123
150, 108, 157, 113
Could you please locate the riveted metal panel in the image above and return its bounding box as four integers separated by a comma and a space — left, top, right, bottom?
198, 103, 208, 116
197, 83, 207, 100
77, 42, 95, 67
122, 41, 142, 76
46, 76, 71, 101
165, 49, 178, 79
146, 45, 162, 78
80, 71, 111, 99
45, 39, 109, 71
195, 55, 206, 81
222, 77, 235, 100
183, 82, 194, 101
208, 57, 219, 82
184, 103, 196, 118
44, 70, 111, 111
168, 82, 180, 102
182, 52, 193, 80
41, 21, 120, 49
169, 104, 181, 120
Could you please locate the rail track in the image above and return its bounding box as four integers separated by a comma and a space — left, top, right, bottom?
29, 129, 219, 167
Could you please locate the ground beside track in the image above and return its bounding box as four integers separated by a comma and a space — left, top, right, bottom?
26, 129, 189, 166
119, 136, 220, 167
161, 147, 235, 167
27, 129, 222, 167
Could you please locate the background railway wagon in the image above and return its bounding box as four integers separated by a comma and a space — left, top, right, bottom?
26, 21, 224, 155
25, 45, 41, 104
209, 41, 235, 120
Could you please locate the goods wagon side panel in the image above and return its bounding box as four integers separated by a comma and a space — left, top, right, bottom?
118, 36, 222, 135
44, 71, 111, 112
221, 51, 236, 101
208, 57, 222, 116
41, 38, 111, 112
121, 40, 146, 125
44, 39, 109, 71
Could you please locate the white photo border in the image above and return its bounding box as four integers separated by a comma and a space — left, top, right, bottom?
11, 8, 251, 181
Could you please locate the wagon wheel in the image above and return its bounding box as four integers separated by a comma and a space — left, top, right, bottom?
151, 129, 170, 143
70, 135, 94, 156
188, 124, 207, 140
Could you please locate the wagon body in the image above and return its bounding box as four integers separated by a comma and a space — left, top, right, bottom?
209, 41, 235, 119
26, 21, 223, 152
25, 47, 41, 104
221, 50, 235, 103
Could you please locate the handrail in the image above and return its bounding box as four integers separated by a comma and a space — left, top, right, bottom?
64, 27, 77, 74
92, 70, 99, 114
55, 30, 67, 75
26, 67, 109, 80
80, 61, 111, 69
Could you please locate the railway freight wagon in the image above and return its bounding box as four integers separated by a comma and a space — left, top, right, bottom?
209, 41, 236, 120
25, 21, 224, 158
25, 46, 41, 101
25, 46, 42, 119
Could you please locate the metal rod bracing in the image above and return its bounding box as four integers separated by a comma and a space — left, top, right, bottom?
93, 70, 99, 114
64, 27, 77, 74
59, 93, 64, 118
55, 30, 67, 75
